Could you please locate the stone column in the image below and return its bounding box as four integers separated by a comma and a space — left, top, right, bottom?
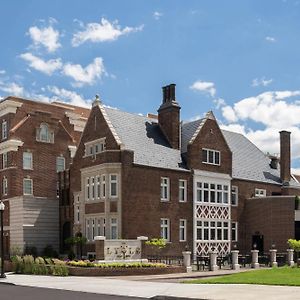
231, 250, 240, 270
137, 236, 148, 260
287, 249, 294, 267
182, 251, 192, 273
269, 249, 278, 267
251, 250, 259, 269
95, 236, 106, 261
209, 250, 218, 271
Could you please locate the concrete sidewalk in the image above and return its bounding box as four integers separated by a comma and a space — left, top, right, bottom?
1, 273, 300, 300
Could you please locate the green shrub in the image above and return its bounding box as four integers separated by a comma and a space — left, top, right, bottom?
11, 255, 24, 274
50, 264, 69, 276
145, 238, 166, 249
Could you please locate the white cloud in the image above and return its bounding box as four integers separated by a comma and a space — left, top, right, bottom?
72, 18, 143, 46
222, 106, 238, 123
62, 57, 106, 86
28, 24, 61, 52
0, 82, 24, 96
0, 70, 6, 75
153, 11, 163, 20
190, 80, 216, 97
265, 36, 276, 42
213, 98, 226, 109
47, 86, 90, 107
252, 77, 273, 87
20, 52, 62, 75
220, 123, 246, 135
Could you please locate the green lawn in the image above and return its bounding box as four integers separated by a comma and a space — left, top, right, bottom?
185, 267, 300, 286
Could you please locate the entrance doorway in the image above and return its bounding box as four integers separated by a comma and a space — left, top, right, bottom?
252, 235, 264, 253
295, 222, 300, 240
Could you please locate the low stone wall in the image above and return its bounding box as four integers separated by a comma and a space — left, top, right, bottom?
67, 265, 186, 276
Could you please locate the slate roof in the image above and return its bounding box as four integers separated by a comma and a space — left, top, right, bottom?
104, 106, 290, 185
105, 107, 188, 171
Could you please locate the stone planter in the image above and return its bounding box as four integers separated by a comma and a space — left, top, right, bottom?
67, 265, 185, 276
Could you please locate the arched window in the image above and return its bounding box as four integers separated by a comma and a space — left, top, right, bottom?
36, 123, 54, 143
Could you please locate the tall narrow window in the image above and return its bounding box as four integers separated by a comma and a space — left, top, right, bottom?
101, 175, 106, 198
23, 178, 33, 195
110, 218, 118, 239
86, 177, 90, 200
23, 152, 33, 170
232, 222, 238, 242
231, 186, 238, 206
103, 218, 106, 236
37, 123, 54, 143
2, 120, 7, 140
91, 177, 95, 200
179, 179, 187, 202
160, 218, 170, 241
179, 219, 187, 242
160, 177, 170, 201
110, 174, 118, 197
2, 177, 7, 196
56, 157, 65, 172
75, 205, 80, 223
96, 176, 101, 199
2, 152, 8, 169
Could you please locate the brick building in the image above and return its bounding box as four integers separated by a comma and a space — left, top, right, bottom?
0, 96, 89, 255
64, 84, 300, 258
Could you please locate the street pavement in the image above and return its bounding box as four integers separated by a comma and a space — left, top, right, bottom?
0, 284, 145, 300
2, 273, 300, 300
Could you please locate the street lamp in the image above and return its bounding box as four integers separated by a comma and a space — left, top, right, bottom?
0, 201, 6, 278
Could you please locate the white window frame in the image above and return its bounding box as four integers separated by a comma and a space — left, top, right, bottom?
231, 222, 238, 242
2, 152, 8, 169
96, 176, 101, 199
160, 177, 170, 201
86, 177, 90, 201
101, 175, 106, 198
75, 205, 80, 224
179, 179, 187, 202
23, 178, 33, 195
2, 177, 7, 196
109, 174, 118, 198
255, 188, 266, 197
179, 219, 187, 242
90, 176, 95, 200
231, 186, 238, 206
160, 218, 170, 242
56, 156, 65, 173
195, 181, 229, 205
23, 152, 33, 170
2, 120, 7, 140
196, 220, 230, 241
36, 123, 54, 143
84, 138, 106, 157
202, 148, 221, 166
110, 218, 118, 239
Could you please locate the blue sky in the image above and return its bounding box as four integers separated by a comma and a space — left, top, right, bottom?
1, 0, 300, 171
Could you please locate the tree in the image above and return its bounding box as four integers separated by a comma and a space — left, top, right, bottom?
65, 234, 87, 259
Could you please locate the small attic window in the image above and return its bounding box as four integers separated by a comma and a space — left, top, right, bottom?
202, 148, 220, 165
84, 138, 106, 157
36, 123, 54, 143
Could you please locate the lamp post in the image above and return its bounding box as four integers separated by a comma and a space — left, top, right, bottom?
0, 201, 6, 278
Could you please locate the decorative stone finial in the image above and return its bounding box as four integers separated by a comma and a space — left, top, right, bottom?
92, 94, 102, 107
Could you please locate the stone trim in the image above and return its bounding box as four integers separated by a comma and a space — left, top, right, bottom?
0, 139, 24, 154
65, 111, 87, 132
0, 99, 23, 117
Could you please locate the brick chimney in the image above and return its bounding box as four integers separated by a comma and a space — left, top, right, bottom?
157, 84, 181, 149
280, 130, 291, 183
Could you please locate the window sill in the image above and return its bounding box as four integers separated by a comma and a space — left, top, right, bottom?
202, 162, 220, 166
160, 199, 170, 202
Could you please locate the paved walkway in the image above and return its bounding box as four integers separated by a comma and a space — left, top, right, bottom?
2, 272, 300, 300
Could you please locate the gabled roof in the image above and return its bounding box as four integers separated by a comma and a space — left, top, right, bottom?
104, 107, 188, 171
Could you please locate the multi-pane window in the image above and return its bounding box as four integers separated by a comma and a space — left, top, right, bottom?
75, 205, 80, 223
196, 182, 229, 204
85, 217, 106, 241
179, 179, 187, 202
36, 123, 54, 143
231, 186, 238, 206
160, 218, 170, 241
110, 218, 118, 239
96, 176, 101, 199
91, 177, 95, 200
85, 138, 106, 157
160, 177, 170, 201
56, 157, 65, 172
179, 219, 187, 242
196, 220, 229, 241
23, 178, 33, 195
232, 222, 238, 242
2, 177, 7, 196
202, 148, 220, 165
255, 188, 266, 197
86, 178, 90, 200
2, 152, 8, 169
2, 120, 7, 140
23, 152, 33, 170
110, 174, 118, 197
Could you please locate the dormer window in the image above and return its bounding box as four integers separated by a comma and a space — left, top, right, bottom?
202, 148, 220, 166
36, 123, 54, 143
2, 120, 7, 140
84, 138, 106, 157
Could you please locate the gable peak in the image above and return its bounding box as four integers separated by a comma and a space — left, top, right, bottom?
205, 110, 216, 121
92, 94, 102, 107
